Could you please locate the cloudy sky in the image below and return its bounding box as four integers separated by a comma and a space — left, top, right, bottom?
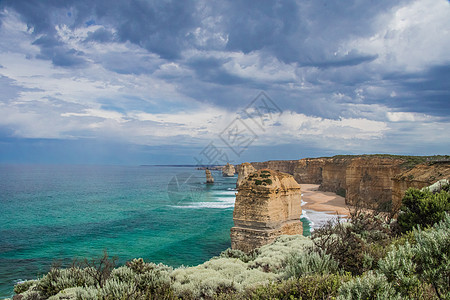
0, 0, 449, 165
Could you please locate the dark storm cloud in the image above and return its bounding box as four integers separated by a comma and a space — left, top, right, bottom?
219, 0, 407, 64
366, 64, 450, 118
84, 27, 115, 43
187, 57, 247, 85
1, 0, 198, 62
302, 52, 379, 69
32, 34, 87, 67
0, 0, 448, 119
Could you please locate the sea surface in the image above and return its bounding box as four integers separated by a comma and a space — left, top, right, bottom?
0, 164, 327, 298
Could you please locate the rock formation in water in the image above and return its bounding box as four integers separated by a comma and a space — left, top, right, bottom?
205, 169, 214, 184
392, 161, 450, 211
222, 163, 236, 177
236, 162, 256, 188
247, 155, 450, 211
230, 169, 302, 253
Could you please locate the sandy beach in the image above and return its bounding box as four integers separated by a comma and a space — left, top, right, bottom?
301, 184, 350, 217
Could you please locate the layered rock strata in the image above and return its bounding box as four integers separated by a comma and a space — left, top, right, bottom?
293, 158, 327, 184
231, 169, 302, 253
222, 163, 236, 177
236, 162, 256, 188
392, 161, 450, 210
248, 155, 449, 210
205, 169, 214, 184
344, 157, 405, 208
250, 160, 297, 174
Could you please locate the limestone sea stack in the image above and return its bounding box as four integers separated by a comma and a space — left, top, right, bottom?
222, 163, 236, 177
205, 169, 214, 184
236, 162, 256, 188
230, 169, 302, 253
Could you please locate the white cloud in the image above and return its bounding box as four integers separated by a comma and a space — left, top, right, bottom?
386, 111, 436, 122
346, 0, 450, 72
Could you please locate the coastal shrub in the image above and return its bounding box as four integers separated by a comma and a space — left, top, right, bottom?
249, 235, 313, 272
36, 267, 95, 298
219, 248, 257, 263
99, 278, 137, 299
14, 280, 37, 294
412, 214, 450, 299
171, 258, 277, 298
14, 287, 42, 300
107, 260, 173, 299
337, 272, 400, 300
240, 274, 352, 300
283, 250, 340, 278
377, 242, 421, 297
74, 286, 99, 300
81, 250, 117, 288
397, 188, 449, 233
312, 209, 393, 275
47, 286, 97, 300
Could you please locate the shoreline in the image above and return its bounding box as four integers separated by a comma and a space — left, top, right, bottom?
300, 184, 350, 217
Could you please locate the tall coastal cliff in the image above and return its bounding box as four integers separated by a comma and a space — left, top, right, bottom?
242, 155, 450, 210
230, 169, 302, 252
392, 161, 450, 210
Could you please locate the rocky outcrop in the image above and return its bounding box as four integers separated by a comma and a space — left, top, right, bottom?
392, 161, 450, 211
205, 169, 214, 184
222, 163, 236, 177
236, 162, 256, 188
230, 169, 302, 252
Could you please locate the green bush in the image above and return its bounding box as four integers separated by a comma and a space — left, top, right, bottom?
397, 188, 449, 233
337, 272, 400, 300
412, 214, 450, 299
283, 250, 340, 278
249, 235, 313, 273
377, 242, 421, 297
243, 274, 352, 300
219, 248, 257, 263
14, 280, 37, 294
36, 267, 95, 298
312, 210, 393, 275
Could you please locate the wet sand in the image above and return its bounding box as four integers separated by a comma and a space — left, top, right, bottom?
301, 184, 350, 217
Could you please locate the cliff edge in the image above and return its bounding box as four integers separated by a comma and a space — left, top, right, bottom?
230, 169, 302, 253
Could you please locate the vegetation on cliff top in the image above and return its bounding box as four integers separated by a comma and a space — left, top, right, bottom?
12, 186, 450, 300
329, 154, 450, 169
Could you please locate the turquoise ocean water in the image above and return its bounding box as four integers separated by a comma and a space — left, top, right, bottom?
0, 165, 314, 298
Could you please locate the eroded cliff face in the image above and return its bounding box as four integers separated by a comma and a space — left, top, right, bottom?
249, 155, 449, 210
231, 169, 302, 252
345, 157, 404, 208
318, 157, 351, 195
392, 162, 450, 210
236, 162, 256, 188
293, 158, 327, 184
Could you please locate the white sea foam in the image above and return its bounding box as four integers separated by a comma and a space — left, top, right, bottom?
301, 209, 346, 232
213, 190, 237, 196
171, 196, 235, 209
